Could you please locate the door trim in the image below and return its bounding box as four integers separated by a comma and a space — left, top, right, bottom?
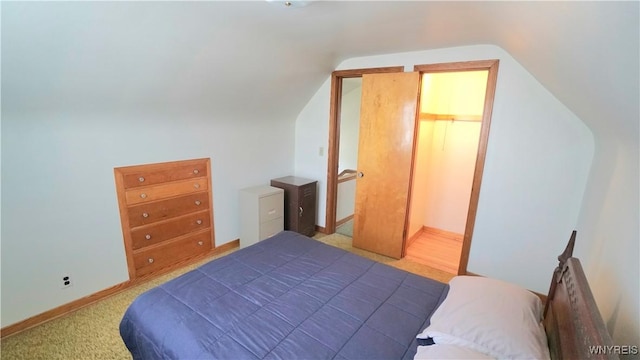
413, 59, 500, 275
325, 66, 404, 234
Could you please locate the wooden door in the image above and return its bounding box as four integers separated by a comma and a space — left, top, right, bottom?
352, 72, 420, 259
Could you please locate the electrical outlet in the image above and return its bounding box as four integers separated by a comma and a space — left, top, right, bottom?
61, 274, 72, 289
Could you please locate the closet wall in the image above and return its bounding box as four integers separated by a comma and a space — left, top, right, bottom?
408, 71, 487, 238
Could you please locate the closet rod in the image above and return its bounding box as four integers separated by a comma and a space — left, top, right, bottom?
426, 118, 482, 123
419, 113, 482, 122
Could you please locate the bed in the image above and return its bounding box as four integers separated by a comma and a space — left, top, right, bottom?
120, 230, 617, 359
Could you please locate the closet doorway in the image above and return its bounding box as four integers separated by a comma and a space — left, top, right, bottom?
325, 60, 499, 275
325, 66, 403, 236
405, 69, 491, 274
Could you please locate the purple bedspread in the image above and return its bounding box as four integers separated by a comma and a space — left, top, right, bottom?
120, 231, 448, 359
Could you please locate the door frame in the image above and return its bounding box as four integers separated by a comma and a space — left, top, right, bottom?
324, 66, 403, 235
324, 60, 499, 276
411, 60, 499, 274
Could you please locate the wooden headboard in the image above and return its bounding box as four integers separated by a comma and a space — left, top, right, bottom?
543, 231, 618, 360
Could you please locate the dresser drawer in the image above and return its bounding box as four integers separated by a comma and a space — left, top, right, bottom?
259, 217, 284, 240
133, 230, 212, 277
126, 178, 208, 205
127, 192, 209, 227
131, 210, 211, 250
122, 160, 208, 189
258, 192, 284, 223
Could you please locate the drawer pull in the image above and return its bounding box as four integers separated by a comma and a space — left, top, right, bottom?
142, 212, 149, 218
194, 183, 200, 189
140, 193, 147, 199
138, 176, 145, 183
148, 258, 154, 264
198, 241, 204, 246
195, 200, 201, 206
193, 169, 199, 174
268, 209, 276, 215
299, 206, 304, 217
196, 219, 203, 225
145, 234, 152, 240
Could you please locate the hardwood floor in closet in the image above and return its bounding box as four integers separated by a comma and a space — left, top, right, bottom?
405, 227, 463, 274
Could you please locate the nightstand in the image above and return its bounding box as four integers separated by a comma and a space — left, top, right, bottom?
270, 176, 317, 237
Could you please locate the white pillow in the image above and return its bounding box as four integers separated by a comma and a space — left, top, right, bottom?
417, 275, 550, 360
414, 344, 494, 359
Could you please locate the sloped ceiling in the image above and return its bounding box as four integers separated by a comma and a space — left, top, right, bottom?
2, 1, 638, 140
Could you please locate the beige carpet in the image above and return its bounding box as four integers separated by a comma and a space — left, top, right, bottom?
0, 249, 236, 360
0, 233, 454, 360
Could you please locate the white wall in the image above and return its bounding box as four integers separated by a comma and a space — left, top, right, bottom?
334, 84, 361, 223
413, 71, 485, 235
294, 45, 594, 294
422, 121, 481, 234
407, 120, 433, 238
1, 2, 301, 327
0, 111, 295, 327
338, 85, 362, 172
293, 78, 332, 191
336, 180, 356, 222
575, 134, 639, 351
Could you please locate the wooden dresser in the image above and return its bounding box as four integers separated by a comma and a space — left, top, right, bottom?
270, 176, 317, 237
114, 158, 215, 279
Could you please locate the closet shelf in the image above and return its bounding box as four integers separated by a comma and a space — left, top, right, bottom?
420, 113, 482, 122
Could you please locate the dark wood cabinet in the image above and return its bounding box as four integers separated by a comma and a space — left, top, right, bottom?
270, 176, 317, 237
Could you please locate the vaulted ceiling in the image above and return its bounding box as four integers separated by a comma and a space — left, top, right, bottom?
2, 1, 638, 141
